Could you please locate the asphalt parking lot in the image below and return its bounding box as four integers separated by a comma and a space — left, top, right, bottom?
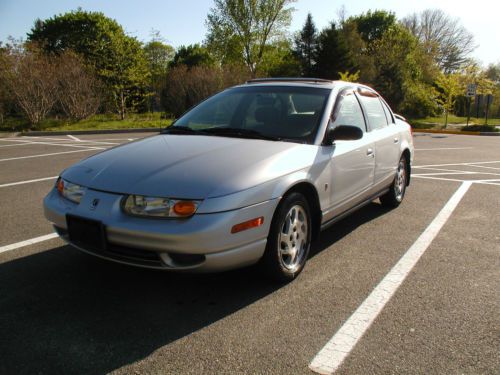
0, 132, 499, 374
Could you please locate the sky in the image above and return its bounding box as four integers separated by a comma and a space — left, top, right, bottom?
0, 0, 498, 66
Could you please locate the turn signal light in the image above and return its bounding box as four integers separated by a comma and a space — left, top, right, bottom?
231, 217, 264, 234
173, 201, 198, 216
56, 178, 64, 194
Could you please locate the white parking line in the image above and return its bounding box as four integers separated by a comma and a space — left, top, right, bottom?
7, 137, 120, 146
21, 136, 75, 141
412, 176, 472, 183
0, 138, 106, 150
0, 176, 58, 188
413, 171, 473, 176
67, 135, 81, 142
415, 147, 473, 151
309, 181, 472, 374
468, 165, 500, 171
0, 142, 34, 148
0, 149, 98, 162
0, 233, 59, 255
414, 160, 500, 168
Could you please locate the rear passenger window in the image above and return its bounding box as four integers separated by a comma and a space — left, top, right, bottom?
332, 93, 366, 132
357, 94, 388, 130
381, 100, 394, 124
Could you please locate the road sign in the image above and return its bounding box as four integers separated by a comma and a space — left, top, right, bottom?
466, 83, 477, 97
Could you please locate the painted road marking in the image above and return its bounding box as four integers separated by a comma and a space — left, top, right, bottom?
0, 176, 58, 188
309, 181, 473, 374
67, 135, 81, 142
0, 138, 106, 150
412, 176, 467, 183
413, 171, 474, 176
414, 160, 500, 168
0, 149, 99, 162
415, 147, 473, 151
0, 142, 35, 148
0, 233, 59, 255
21, 136, 76, 141
467, 164, 500, 171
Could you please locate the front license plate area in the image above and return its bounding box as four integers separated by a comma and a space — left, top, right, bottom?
67, 215, 106, 252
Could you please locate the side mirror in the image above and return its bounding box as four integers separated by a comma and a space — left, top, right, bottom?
325, 124, 363, 144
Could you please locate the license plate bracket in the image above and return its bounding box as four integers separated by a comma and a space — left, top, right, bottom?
67, 214, 106, 252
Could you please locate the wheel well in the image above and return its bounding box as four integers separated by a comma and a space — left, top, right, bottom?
402, 149, 411, 186
283, 182, 322, 241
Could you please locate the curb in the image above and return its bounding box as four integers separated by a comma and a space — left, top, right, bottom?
0, 132, 21, 138
412, 129, 500, 136
19, 128, 162, 137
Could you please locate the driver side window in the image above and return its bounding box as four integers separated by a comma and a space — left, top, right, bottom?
332, 93, 366, 132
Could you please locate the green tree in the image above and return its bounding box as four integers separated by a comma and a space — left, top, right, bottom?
169, 44, 214, 69
369, 24, 439, 117
347, 10, 396, 44
206, 0, 296, 77
314, 22, 354, 79
260, 39, 301, 77
435, 73, 462, 127
485, 62, 500, 84
28, 9, 150, 119
143, 33, 175, 111
338, 19, 375, 82
294, 13, 318, 76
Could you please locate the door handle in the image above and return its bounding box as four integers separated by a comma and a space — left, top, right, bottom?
366, 148, 374, 157
394, 138, 399, 143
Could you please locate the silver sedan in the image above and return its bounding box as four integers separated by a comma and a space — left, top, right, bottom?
44, 79, 414, 281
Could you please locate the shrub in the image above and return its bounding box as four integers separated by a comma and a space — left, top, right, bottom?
461, 125, 499, 132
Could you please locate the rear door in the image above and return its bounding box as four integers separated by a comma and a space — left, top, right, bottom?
356, 90, 400, 189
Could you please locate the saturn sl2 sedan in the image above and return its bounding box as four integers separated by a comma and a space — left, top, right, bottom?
44, 78, 414, 281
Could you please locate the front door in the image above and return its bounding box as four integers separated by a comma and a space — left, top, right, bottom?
324, 91, 375, 221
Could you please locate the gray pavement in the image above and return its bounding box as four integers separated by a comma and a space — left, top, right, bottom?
0, 132, 498, 374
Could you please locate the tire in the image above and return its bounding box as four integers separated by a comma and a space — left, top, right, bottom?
380, 155, 408, 208
261, 192, 312, 282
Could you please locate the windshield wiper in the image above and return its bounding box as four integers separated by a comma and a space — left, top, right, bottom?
201, 127, 280, 141
161, 126, 207, 135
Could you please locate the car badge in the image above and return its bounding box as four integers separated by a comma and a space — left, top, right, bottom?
90, 198, 100, 210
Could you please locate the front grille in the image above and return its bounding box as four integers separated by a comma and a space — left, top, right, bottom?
103, 243, 163, 267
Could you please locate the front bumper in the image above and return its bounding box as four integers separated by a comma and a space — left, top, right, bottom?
44, 187, 278, 272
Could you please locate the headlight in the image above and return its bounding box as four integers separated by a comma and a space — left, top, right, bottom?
122, 195, 201, 218
56, 177, 86, 204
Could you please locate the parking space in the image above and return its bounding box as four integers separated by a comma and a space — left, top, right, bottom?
0, 132, 498, 374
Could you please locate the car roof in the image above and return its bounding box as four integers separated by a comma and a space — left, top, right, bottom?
237, 78, 376, 93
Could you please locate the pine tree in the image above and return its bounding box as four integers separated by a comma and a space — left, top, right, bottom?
294, 13, 318, 77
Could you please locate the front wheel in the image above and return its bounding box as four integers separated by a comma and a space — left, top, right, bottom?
380, 155, 408, 208
261, 192, 311, 282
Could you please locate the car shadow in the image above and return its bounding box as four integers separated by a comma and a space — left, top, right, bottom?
0, 202, 390, 374
310, 201, 392, 258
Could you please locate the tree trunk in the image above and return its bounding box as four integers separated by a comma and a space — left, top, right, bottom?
120, 90, 126, 120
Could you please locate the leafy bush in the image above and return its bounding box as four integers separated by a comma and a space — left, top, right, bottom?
461, 125, 499, 132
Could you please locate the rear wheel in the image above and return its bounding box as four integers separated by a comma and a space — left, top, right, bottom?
380, 155, 408, 208
261, 192, 311, 282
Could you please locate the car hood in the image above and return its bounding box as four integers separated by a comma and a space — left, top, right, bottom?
62, 135, 320, 199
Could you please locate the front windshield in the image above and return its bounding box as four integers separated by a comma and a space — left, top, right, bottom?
172, 86, 330, 144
